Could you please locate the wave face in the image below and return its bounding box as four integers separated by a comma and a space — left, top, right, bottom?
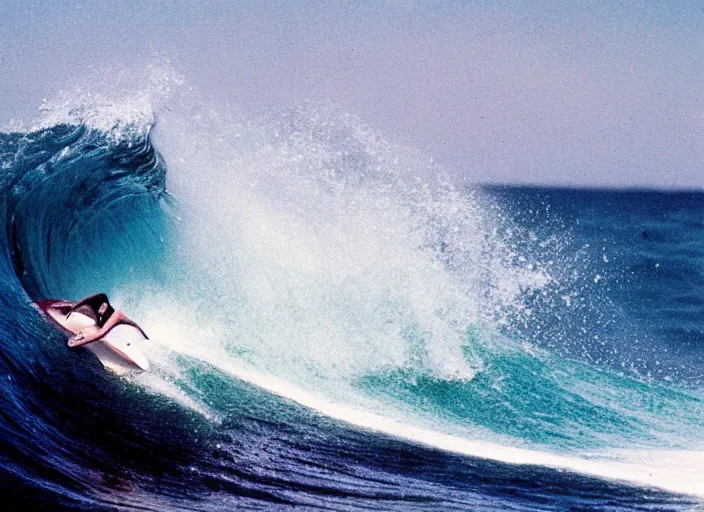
1, 88, 703, 510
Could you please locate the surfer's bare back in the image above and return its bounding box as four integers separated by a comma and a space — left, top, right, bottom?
59, 293, 148, 347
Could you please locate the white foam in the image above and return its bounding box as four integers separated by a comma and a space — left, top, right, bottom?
26, 63, 182, 139
134, 371, 218, 422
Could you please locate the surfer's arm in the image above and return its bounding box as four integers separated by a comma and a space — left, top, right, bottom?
51, 300, 76, 308
68, 312, 149, 348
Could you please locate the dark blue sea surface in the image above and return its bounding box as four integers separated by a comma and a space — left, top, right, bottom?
0, 117, 702, 511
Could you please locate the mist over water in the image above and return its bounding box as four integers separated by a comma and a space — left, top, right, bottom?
136, 89, 549, 387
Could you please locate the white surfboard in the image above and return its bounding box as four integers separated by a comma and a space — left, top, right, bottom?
45, 308, 150, 373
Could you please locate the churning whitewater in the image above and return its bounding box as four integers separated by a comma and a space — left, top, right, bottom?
1, 77, 703, 511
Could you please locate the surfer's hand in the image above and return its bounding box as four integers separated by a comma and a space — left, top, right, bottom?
68, 333, 84, 348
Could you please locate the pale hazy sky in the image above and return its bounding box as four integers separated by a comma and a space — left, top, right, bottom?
1, 1, 704, 188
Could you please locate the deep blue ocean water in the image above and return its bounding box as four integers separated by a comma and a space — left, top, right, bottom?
0, 104, 703, 511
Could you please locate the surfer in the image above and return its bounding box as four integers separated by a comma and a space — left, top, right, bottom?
51, 293, 148, 348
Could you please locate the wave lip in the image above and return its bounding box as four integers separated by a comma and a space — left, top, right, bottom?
1, 122, 168, 299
